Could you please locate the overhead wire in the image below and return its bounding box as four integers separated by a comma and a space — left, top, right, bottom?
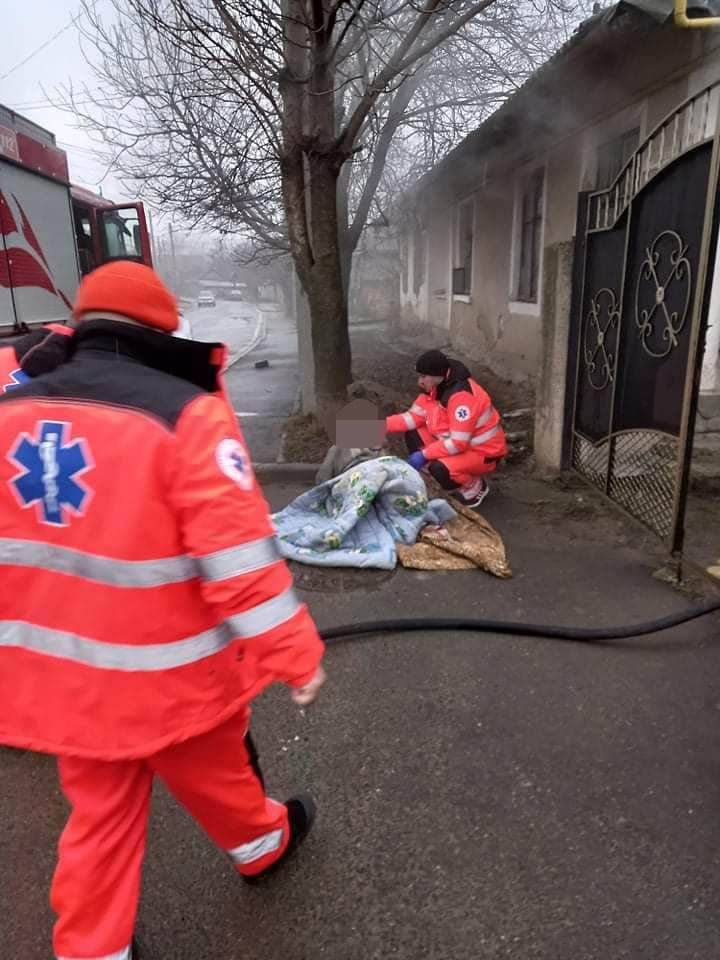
0, 13, 81, 82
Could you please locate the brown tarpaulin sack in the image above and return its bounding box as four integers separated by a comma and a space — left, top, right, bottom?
397, 492, 512, 578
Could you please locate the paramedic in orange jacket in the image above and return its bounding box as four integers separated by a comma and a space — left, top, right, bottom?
386, 349, 507, 508
0, 261, 326, 960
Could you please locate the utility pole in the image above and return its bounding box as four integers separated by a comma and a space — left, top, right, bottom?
146, 206, 159, 268
168, 224, 177, 268
168, 224, 178, 293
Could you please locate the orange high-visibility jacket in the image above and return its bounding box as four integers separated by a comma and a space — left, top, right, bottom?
0, 343, 26, 393
386, 361, 507, 461
1, 325, 74, 394
0, 318, 323, 759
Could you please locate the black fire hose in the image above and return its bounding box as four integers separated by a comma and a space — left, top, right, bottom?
319, 599, 720, 646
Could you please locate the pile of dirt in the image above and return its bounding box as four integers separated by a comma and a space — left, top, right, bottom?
280, 413, 329, 464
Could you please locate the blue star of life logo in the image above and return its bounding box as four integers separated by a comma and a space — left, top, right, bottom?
2, 368, 30, 394
7, 420, 94, 527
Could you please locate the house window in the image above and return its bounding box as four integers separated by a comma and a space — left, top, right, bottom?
452, 200, 473, 296
515, 169, 544, 304
596, 127, 640, 189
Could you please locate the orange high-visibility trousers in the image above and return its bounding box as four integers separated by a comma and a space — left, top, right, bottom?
409, 425, 501, 486
51, 709, 289, 960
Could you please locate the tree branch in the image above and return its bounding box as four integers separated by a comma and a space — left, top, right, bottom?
338, 0, 445, 152
347, 64, 424, 251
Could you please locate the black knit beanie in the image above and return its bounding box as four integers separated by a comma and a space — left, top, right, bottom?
415, 349, 449, 377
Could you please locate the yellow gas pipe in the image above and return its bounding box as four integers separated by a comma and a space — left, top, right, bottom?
675, 0, 720, 28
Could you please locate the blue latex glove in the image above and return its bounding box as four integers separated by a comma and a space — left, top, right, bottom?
407, 451, 427, 471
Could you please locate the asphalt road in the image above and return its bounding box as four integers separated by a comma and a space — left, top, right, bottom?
3, 476, 720, 960
187, 299, 298, 463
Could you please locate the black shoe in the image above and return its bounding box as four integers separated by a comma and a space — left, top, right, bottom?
451, 479, 489, 509
242, 794, 316, 884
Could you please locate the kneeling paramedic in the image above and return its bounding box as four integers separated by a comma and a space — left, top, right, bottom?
0, 261, 326, 960
386, 349, 507, 507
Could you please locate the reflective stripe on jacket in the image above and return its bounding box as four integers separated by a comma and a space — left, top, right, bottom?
0, 319, 323, 759
386, 377, 506, 461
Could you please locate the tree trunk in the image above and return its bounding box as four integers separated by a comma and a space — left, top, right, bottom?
337, 163, 354, 304
292, 273, 316, 414
279, 0, 352, 432
303, 155, 352, 432
340, 241, 354, 329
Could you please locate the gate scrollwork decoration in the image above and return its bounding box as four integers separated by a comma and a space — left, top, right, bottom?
584, 287, 620, 391
635, 230, 692, 359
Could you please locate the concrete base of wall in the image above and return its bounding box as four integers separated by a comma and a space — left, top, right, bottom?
697, 391, 720, 433
533, 241, 574, 473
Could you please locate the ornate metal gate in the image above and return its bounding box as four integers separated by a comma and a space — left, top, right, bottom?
570, 84, 720, 552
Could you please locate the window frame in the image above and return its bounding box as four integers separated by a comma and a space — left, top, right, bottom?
511, 166, 546, 307
452, 198, 474, 298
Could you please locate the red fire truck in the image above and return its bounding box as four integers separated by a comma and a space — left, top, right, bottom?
0, 104, 153, 334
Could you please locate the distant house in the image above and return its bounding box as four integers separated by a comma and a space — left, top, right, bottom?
197, 265, 234, 296
396, 0, 720, 475
198, 261, 288, 305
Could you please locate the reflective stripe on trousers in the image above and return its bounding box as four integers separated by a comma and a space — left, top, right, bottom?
227, 827, 284, 865
57, 946, 131, 960
0, 586, 301, 671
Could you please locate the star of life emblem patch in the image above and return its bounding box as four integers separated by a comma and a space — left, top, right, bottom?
455, 405, 471, 422
6, 420, 94, 527
216, 438, 253, 491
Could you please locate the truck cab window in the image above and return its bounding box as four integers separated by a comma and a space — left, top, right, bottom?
73, 207, 96, 275
99, 207, 143, 262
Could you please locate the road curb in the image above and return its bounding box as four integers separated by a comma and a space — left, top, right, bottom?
226, 312, 267, 369
253, 462, 318, 482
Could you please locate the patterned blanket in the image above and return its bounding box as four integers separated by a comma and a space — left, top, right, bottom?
272, 456, 456, 569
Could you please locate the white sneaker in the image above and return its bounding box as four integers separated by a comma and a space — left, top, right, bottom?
452, 478, 489, 509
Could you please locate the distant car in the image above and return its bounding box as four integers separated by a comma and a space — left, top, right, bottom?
228, 285, 249, 301
197, 291, 216, 307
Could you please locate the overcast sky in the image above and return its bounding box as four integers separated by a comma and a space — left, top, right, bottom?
0, 2, 207, 255
0, 2, 133, 199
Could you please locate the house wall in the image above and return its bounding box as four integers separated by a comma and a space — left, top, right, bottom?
398, 21, 720, 468
451, 185, 534, 377
688, 39, 720, 397
427, 207, 452, 332
398, 206, 452, 340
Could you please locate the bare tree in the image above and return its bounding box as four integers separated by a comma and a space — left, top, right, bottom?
70, 0, 586, 425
